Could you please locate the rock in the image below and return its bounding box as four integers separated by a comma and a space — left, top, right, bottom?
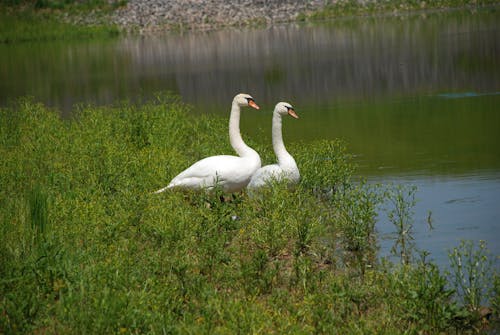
109, 0, 327, 33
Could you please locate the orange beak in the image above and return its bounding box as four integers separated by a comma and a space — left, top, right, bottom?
248, 100, 260, 110
288, 108, 299, 119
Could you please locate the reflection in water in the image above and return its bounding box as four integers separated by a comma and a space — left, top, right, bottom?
1, 9, 499, 113
332, 95, 500, 176
1, 8, 499, 265
113, 9, 500, 110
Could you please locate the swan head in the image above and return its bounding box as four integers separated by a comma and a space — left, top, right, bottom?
275, 102, 299, 119
233, 93, 260, 110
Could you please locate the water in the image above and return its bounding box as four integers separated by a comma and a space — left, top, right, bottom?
1, 8, 499, 266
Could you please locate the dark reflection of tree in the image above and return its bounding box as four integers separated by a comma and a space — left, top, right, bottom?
116, 10, 498, 111
0, 9, 498, 115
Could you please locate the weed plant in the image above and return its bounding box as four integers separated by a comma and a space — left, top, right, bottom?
448, 240, 497, 313
0, 94, 498, 333
386, 184, 418, 265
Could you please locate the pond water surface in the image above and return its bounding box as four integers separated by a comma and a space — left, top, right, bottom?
1, 8, 499, 267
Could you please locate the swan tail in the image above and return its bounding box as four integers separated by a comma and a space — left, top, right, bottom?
153, 185, 171, 194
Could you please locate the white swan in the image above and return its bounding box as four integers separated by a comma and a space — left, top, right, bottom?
154, 93, 261, 193
247, 102, 300, 190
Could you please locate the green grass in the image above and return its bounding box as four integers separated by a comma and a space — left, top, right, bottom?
0, 3, 121, 43
298, 0, 500, 21
0, 94, 498, 333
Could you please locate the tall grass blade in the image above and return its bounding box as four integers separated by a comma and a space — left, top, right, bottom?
28, 185, 48, 242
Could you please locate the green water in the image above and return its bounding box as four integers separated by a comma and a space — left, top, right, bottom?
249, 94, 500, 176
1, 7, 499, 264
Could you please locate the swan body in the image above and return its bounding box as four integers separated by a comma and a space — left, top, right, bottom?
247, 102, 300, 190
154, 93, 261, 193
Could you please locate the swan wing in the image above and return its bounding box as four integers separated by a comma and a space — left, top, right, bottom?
247, 164, 284, 189
167, 155, 259, 191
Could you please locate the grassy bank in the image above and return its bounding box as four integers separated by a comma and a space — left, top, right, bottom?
0, 1, 121, 43
0, 95, 498, 333
2, 0, 499, 43
299, 0, 500, 22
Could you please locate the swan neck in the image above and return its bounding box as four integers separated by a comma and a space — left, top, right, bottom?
229, 101, 256, 157
272, 112, 291, 165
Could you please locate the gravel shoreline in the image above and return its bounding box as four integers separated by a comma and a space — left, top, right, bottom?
111, 0, 327, 32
